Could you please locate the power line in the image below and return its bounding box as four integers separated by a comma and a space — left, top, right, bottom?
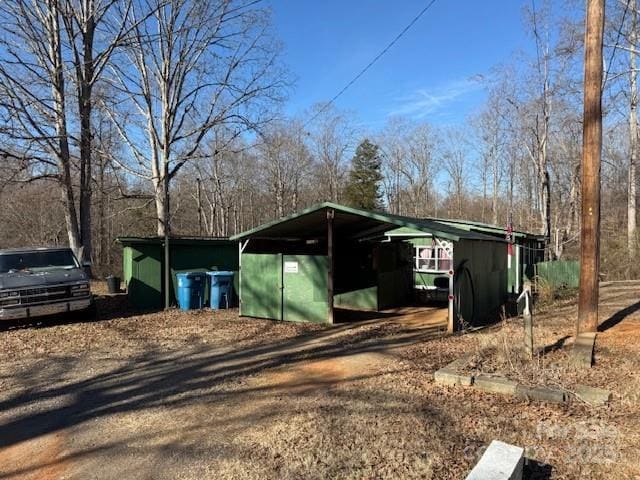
302, 0, 438, 129
603, 0, 631, 89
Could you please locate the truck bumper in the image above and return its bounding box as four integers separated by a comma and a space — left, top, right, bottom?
0, 298, 93, 320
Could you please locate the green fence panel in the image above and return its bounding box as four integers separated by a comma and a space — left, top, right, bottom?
536, 260, 580, 288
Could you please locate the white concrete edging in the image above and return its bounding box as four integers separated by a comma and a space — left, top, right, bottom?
465, 440, 524, 480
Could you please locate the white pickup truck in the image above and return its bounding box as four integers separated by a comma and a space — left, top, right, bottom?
0, 247, 95, 320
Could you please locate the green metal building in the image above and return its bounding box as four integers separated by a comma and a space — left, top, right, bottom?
386, 219, 545, 296
117, 237, 238, 309
231, 203, 508, 331
431, 218, 545, 294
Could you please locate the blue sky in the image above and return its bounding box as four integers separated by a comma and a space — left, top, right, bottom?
267, 0, 535, 130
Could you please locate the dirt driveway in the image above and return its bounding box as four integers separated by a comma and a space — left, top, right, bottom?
0, 296, 449, 480
0, 283, 639, 479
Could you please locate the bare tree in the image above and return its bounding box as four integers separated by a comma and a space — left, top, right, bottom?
442, 129, 468, 218
378, 118, 439, 217
258, 122, 312, 218
308, 104, 355, 203
628, 2, 639, 259
403, 124, 439, 218
0, 0, 82, 257
106, 0, 285, 236
528, 2, 553, 254
0, 0, 134, 265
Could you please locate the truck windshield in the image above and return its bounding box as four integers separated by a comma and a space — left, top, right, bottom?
0, 250, 79, 273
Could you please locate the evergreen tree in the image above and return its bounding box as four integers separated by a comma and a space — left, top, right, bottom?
345, 139, 383, 210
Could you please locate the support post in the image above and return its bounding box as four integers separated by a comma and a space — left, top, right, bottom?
448, 253, 454, 334
197, 177, 202, 236
238, 239, 250, 316
163, 162, 171, 310
518, 281, 533, 359
327, 208, 335, 324
578, 0, 605, 333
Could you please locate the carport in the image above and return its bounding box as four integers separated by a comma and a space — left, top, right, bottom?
231, 203, 507, 332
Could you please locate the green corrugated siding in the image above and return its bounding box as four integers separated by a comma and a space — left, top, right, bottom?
240, 253, 282, 320
283, 255, 329, 323
536, 260, 579, 288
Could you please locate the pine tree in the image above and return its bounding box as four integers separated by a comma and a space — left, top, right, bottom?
345, 139, 383, 210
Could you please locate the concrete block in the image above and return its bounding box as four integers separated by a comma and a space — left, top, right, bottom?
572, 332, 596, 368
575, 384, 612, 405
474, 375, 518, 395
465, 440, 524, 480
516, 384, 567, 403
434, 368, 473, 387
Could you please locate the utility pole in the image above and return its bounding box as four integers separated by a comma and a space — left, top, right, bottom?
578, 0, 605, 333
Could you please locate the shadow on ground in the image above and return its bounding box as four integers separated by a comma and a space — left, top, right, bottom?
0, 314, 451, 479
0, 293, 158, 332
598, 301, 640, 332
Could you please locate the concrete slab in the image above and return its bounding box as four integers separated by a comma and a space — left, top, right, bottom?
465, 440, 524, 480
575, 384, 612, 405
433, 368, 473, 386
474, 375, 518, 396
516, 384, 567, 403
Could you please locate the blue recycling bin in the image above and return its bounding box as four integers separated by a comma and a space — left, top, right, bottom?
207, 271, 234, 309
176, 272, 207, 310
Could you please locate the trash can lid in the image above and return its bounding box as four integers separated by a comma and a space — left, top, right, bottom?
206, 271, 234, 276
177, 271, 207, 278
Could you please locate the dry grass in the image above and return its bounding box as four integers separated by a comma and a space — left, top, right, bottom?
458, 318, 580, 389
0, 282, 639, 479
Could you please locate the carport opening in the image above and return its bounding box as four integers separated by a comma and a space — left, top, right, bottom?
237, 205, 455, 330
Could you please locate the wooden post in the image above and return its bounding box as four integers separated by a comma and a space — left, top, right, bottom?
197, 177, 202, 236
327, 208, 335, 324
578, 0, 605, 334
163, 162, 171, 310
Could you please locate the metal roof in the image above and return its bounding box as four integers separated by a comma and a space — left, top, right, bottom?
116, 236, 233, 245
0, 246, 74, 255
426, 217, 545, 240
231, 202, 504, 243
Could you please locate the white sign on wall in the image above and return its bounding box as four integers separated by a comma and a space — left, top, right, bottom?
284, 261, 299, 273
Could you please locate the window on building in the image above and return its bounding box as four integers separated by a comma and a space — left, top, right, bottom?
415, 241, 452, 272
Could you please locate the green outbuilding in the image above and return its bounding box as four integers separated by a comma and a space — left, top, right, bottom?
117, 237, 238, 309
386, 218, 545, 297
231, 203, 509, 331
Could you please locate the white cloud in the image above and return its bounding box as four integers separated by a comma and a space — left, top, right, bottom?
389, 77, 484, 119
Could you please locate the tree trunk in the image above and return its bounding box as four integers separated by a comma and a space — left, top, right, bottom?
628, 2, 638, 264
492, 150, 499, 225
48, 1, 82, 259
77, 17, 96, 267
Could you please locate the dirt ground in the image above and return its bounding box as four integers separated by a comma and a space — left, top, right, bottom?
0, 282, 639, 479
